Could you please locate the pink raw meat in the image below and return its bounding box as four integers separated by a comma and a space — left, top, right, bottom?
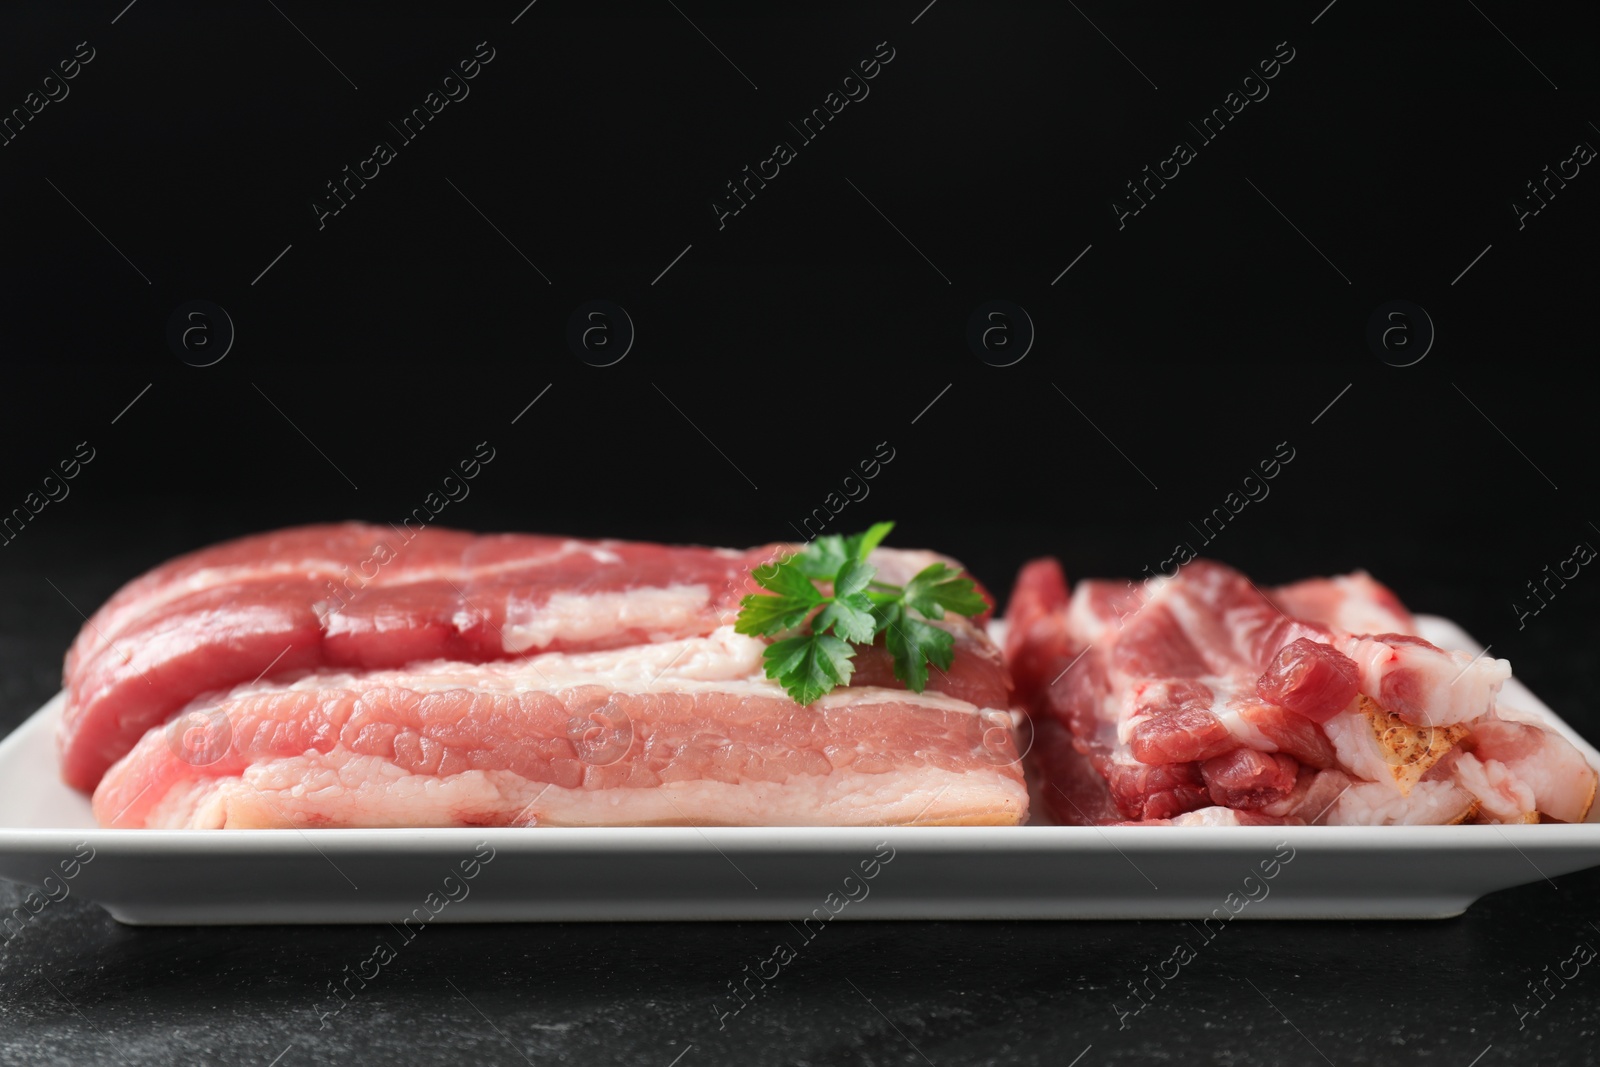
93, 628, 1028, 829
61, 524, 1003, 792
1199, 748, 1300, 809
1270, 571, 1414, 635
1005, 557, 1594, 825
1256, 638, 1361, 724
1336, 632, 1509, 727
1007, 559, 1340, 819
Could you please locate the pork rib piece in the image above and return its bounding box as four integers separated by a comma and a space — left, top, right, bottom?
1006, 558, 1596, 826
1008, 559, 1339, 820
95, 627, 1028, 829
60, 523, 1002, 792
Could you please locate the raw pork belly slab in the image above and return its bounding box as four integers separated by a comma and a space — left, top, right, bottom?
60, 524, 783, 791
1005, 558, 1596, 827
94, 629, 1027, 829
71, 525, 1027, 828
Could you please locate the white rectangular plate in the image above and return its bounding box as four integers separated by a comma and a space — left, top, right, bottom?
2, 616, 1597, 924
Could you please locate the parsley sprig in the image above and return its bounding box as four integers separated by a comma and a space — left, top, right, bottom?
734, 522, 988, 705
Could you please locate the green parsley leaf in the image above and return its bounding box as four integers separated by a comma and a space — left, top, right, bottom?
843, 521, 895, 561
794, 535, 849, 578
736, 554, 825, 637
813, 593, 877, 643
870, 597, 903, 633
734, 592, 817, 637
902, 562, 988, 620
753, 556, 826, 601
735, 522, 981, 705
794, 520, 894, 576
881, 608, 956, 693
832, 558, 876, 597
763, 633, 854, 706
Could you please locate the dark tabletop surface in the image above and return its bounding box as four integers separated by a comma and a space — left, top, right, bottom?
4, 0, 1600, 1063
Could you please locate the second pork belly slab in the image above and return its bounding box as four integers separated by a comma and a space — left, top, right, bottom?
93, 627, 1029, 829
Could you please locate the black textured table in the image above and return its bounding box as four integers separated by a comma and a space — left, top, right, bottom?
5, 877, 1597, 1067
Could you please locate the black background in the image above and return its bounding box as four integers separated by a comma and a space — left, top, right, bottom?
2, 2, 1598, 1064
